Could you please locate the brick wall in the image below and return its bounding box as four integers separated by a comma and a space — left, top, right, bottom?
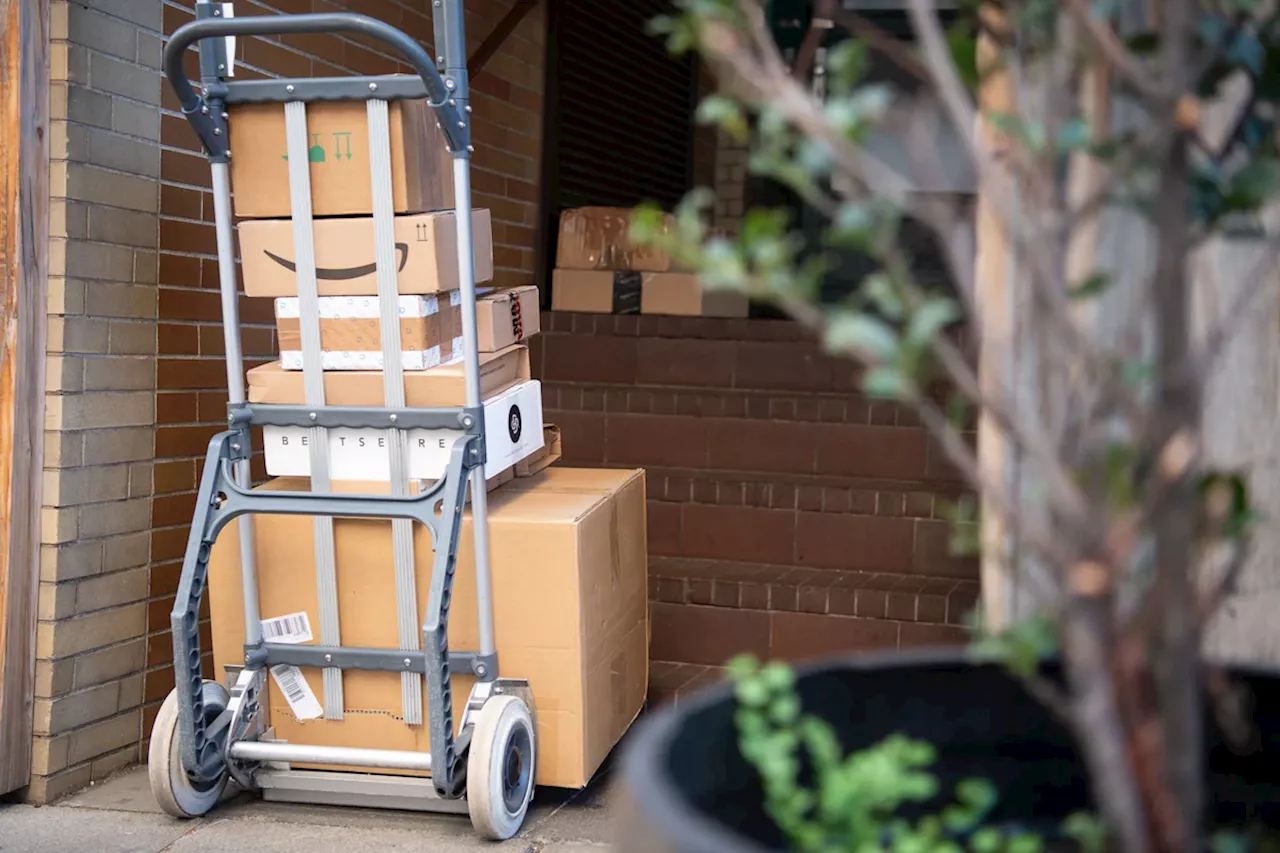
146, 0, 546, 746
537, 312, 979, 667
34, 0, 164, 803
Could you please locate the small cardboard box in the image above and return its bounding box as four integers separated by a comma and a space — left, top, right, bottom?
476, 285, 540, 351
551, 269, 749, 318
239, 210, 493, 298
228, 99, 455, 219
275, 295, 453, 371
247, 344, 529, 407
556, 207, 673, 272
517, 424, 560, 477
263, 380, 545, 482
207, 467, 649, 789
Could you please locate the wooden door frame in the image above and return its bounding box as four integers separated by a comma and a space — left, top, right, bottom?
0, 0, 50, 798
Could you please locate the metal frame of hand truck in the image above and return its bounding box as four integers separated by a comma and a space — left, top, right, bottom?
152, 2, 537, 839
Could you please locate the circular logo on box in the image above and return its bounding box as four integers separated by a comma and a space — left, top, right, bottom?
507, 405, 523, 443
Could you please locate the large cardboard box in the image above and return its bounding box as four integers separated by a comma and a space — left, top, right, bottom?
275, 295, 453, 371
556, 207, 672, 272
239, 210, 493, 298
476, 285, 540, 351
247, 344, 529, 407
263, 380, 546, 481
207, 467, 649, 789
551, 269, 749, 318
228, 99, 455, 219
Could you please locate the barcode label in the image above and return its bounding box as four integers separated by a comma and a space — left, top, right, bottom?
270, 664, 323, 720
261, 612, 313, 645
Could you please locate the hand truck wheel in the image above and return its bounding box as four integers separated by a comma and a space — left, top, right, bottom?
467, 694, 537, 840
148, 681, 231, 818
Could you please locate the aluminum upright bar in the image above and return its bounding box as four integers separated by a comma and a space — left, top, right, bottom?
210, 164, 261, 648
284, 101, 344, 719
367, 98, 424, 725
437, 0, 496, 661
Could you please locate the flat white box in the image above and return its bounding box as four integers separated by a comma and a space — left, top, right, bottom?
262, 380, 545, 482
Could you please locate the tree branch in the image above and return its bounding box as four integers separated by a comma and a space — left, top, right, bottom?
1063, 0, 1170, 106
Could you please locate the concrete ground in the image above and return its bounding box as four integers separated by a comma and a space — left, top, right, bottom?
0, 764, 616, 852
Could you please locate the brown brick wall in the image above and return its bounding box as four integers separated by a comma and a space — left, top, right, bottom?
535, 311, 979, 665
146, 0, 547, 748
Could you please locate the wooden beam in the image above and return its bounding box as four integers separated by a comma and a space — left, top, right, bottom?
0, 0, 50, 797
468, 0, 539, 82
973, 18, 1015, 631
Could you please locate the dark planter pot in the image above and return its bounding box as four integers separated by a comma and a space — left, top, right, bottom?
617, 649, 1280, 853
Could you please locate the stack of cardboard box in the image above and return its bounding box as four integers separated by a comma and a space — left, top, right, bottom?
550, 206, 748, 318
205, 102, 649, 790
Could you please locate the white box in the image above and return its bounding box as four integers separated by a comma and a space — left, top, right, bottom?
262, 380, 545, 482
275, 294, 451, 372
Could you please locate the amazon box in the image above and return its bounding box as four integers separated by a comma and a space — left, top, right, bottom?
247, 343, 529, 407
238, 210, 493, 298
228, 99, 455, 219
262, 379, 545, 482
275, 294, 453, 371
476, 285, 540, 351
551, 269, 748, 318
556, 207, 673, 272
207, 467, 649, 789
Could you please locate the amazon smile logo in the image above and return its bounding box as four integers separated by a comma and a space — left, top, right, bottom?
263, 243, 409, 280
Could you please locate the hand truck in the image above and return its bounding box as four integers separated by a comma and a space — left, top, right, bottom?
148, 3, 537, 840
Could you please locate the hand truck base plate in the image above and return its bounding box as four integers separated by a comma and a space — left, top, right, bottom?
256, 768, 470, 814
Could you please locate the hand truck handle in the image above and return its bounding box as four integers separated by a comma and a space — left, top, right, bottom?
164, 13, 465, 156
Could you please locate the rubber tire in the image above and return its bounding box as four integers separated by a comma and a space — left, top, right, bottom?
148, 682, 230, 818
467, 694, 537, 841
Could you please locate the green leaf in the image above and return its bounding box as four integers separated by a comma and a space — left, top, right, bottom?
735, 677, 771, 709
862, 273, 904, 320
824, 313, 900, 361
970, 613, 1057, 679
863, 366, 911, 398
906, 298, 959, 346
1120, 360, 1155, 389
1227, 158, 1280, 214
1210, 829, 1251, 853
797, 138, 835, 176
696, 95, 749, 143
1199, 471, 1261, 539
1062, 812, 1106, 853
955, 778, 997, 812
760, 660, 795, 692
947, 21, 980, 91
1227, 32, 1265, 76
726, 653, 760, 681
826, 38, 869, 94
988, 112, 1046, 152
1007, 833, 1044, 853
1056, 118, 1092, 152
969, 828, 1003, 853
1068, 271, 1112, 300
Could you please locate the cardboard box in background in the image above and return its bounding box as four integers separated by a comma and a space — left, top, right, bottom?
248, 344, 529, 407
275, 295, 452, 371
207, 467, 649, 789
228, 99, 455, 218
556, 207, 673, 272
517, 424, 560, 477
551, 269, 749, 318
476, 285, 540, 351
263, 380, 546, 481
238, 210, 493, 298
